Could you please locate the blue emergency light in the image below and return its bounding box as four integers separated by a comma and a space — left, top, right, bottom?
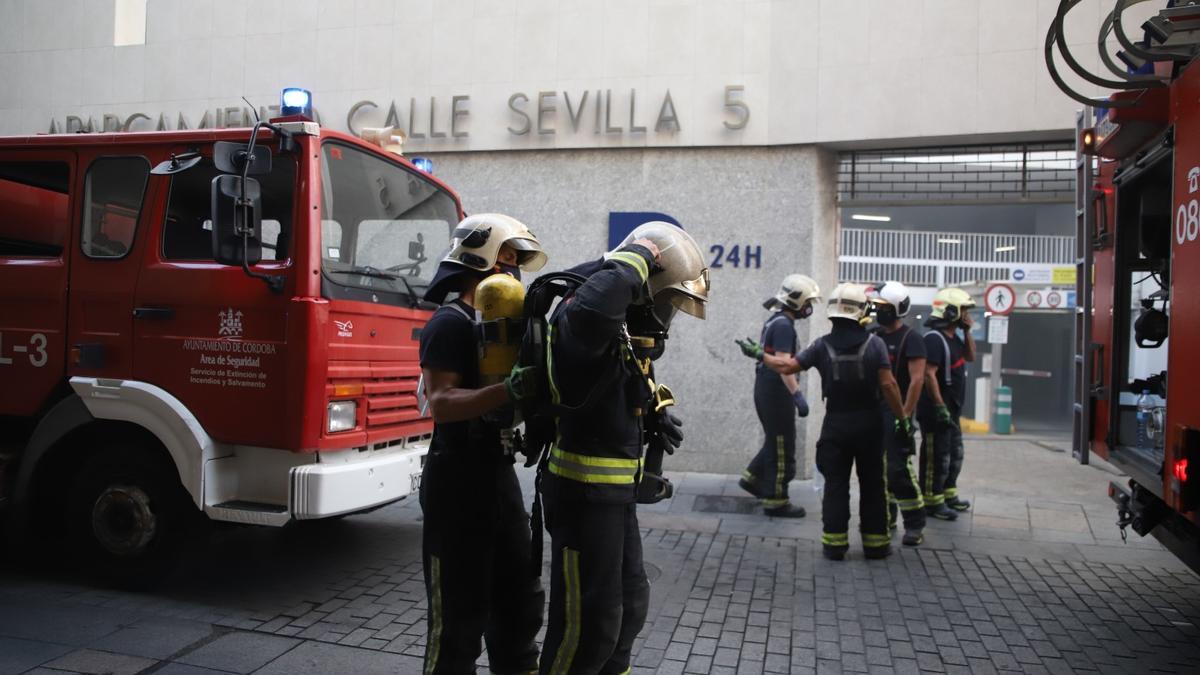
280, 88, 313, 118
412, 157, 434, 174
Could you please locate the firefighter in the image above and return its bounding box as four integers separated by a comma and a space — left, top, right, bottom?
739, 283, 909, 560
869, 281, 928, 546
534, 222, 708, 674
918, 287, 977, 520
418, 214, 548, 675
738, 274, 819, 518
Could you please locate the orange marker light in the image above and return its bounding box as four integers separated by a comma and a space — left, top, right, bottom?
333, 383, 364, 398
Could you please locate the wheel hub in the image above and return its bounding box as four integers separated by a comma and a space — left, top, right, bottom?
91, 484, 157, 556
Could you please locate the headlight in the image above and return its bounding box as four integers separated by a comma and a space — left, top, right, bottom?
328, 400, 357, 433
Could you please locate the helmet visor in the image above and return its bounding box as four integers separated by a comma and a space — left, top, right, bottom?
506, 237, 547, 271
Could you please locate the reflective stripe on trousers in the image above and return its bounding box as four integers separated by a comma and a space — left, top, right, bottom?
547, 446, 641, 485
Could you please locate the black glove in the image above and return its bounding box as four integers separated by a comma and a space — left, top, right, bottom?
647, 410, 683, 455
792, 390, 809, 418
894, 415, 914, 442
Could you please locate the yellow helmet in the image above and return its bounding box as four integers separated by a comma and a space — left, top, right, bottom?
930, 287, 976, 324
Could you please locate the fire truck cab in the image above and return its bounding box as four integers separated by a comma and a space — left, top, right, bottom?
1048, 1, 1200, 571
0, 94, 456, 580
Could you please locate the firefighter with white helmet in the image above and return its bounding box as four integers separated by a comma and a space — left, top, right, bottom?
869, 281, 929, 546
918, 287, 978, 520
737, 274, 820, 518
537, 221, 708, 673
418, 213, 548, 673
738, 282, 909, 560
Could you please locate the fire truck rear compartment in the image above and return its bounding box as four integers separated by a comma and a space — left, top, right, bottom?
1108, 144, 1173, 490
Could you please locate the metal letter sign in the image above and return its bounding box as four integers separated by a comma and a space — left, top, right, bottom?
984, 283, 1016, 316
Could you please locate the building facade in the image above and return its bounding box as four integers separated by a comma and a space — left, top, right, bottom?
0, 0, 1131, 472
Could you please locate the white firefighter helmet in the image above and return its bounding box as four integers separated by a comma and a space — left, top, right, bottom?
826, 282, 871, 321
765, 274, 820, 313
424, 213, 547, 303
443, 213, 547, 273
873, 280, 912, 317
617, 221, 709, 321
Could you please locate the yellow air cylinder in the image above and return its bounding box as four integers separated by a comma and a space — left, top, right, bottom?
476, 273, 526, 385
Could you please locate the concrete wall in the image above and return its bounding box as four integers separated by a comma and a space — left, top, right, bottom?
0, 0, 1152, 149
426, 145, 837, 474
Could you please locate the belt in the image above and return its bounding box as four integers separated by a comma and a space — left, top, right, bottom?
547, 446, 642, 485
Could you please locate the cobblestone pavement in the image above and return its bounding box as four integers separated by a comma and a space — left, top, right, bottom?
2, 437, 1199, 674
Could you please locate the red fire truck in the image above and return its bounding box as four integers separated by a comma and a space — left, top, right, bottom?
0, 90, 456, 580
1047, 1, 1200, 571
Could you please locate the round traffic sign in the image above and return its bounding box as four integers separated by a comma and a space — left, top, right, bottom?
1047, 291, 1062, 308
984, 283, 1016, 316
1027, 291, 1043, 308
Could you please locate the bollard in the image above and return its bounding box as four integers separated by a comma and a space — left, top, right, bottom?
992, 386, 1012, 435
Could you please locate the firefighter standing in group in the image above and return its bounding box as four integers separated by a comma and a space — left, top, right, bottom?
418, 214, 548, 674
869, 281, 928, 546
532, 222, 709, 674
738, 274, 819, 518
918, 287, 978, 520
739, 283, 909, 560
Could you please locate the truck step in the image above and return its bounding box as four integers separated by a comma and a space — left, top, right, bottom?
212, 500, 287, 514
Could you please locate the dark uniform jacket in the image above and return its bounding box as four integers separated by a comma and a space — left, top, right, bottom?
545, 245, 657, 504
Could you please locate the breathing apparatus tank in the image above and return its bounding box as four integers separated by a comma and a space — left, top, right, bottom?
475, 273, 527, 454
476, 273, 526, 385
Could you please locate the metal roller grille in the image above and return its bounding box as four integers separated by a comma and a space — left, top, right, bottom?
838, 143, 1075, 204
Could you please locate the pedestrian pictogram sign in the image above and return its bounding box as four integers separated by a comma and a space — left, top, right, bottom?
984, 283, 1016, 316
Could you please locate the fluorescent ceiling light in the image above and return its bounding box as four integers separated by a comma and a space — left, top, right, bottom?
851, 214, 891, 222
938, 238, 962, 244
994, 245, 1017, 253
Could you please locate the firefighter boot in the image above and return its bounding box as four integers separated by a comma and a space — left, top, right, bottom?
864, 544, 892, 560
945, 496, 971, 512
738, 477, 764, 498
765, 503, 807, 518
926, 503, 959, 521
902, 529, 924, 546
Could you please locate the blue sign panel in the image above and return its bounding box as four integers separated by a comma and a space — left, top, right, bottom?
607, 211, 682, 250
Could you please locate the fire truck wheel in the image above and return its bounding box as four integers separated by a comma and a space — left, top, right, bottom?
69, 444, 193, 586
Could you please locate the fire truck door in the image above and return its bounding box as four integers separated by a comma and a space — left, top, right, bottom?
0, 150, 74, 417
131, 152, 295, 448
66, 154, 154, 381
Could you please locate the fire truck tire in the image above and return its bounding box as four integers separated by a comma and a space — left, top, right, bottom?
68, 443, 195, 586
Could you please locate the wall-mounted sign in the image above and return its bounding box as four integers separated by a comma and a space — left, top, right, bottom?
47, 85, 753, 148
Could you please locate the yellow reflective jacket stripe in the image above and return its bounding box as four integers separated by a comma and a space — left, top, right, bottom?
608, 250, 649, 282
548, 447, 641, 485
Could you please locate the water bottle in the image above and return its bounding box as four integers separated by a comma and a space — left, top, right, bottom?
813, 468, 825, 493
1136, 390, 1153, 450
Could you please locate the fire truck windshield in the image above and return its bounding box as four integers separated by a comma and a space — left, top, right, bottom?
319, 141, 458, 307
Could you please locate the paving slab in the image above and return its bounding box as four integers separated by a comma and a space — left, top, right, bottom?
174, 632, 299, 674
254, 640, 423, 674
0, 636, 74, 674
41, 648, 157, 675
87, 617, 214, 660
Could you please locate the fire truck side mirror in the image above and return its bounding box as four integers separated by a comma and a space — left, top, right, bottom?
211, 175, 263, 267
213, 141, 273, 176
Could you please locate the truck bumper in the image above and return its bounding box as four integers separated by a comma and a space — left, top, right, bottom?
290, 443, 427, 520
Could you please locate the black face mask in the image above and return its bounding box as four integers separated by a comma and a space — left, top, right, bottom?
494, 262, 521, 281
875, 305, 898, 326
797, 303, 813, 319
626, 302, 672, 345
